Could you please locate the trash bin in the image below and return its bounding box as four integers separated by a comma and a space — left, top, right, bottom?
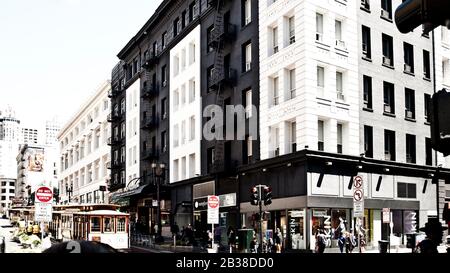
378, 240, 389, 253
0, 236, 5, 253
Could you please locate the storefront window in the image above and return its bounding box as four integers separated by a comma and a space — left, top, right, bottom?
311, 209, 331, 237
288, 210, 305, 250
91, 217, 101, 232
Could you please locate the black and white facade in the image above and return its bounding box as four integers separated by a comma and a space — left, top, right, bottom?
107, 0, 449, 250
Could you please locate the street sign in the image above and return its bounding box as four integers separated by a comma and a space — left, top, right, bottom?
35, 186, 53, 203
354, 176, 363, 189
207, 195, 219, 224
383, 208, 391, 224
353, 177, 364, 218
35, 203, 52, 222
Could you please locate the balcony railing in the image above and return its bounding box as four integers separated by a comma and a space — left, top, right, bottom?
208, 23, 236, 48
141, 84, 159, 99
141, 116, 158, 129
107, 112, 120, 122
107, 137, 120, 146
209, 68, 237, 90
142, 52, 159, 69
141, 148, 157, 160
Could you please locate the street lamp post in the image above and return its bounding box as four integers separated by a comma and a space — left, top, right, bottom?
151, 162, 166, 242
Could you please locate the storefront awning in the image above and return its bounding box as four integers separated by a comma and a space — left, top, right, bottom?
109, 184, 149, 205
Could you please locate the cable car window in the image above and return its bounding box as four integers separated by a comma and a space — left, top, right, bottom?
104, 217, 114, 233
91, 217, 101, 232
117, 217, 126, 232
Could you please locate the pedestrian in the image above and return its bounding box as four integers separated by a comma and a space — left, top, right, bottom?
315, 229, 327, 253
416, 218, 447, 254
250, 236, 258, 253
274, 228, 283, 253
345, 231, 356, 253
227, 226, 236, 253
214, 225, 222, 246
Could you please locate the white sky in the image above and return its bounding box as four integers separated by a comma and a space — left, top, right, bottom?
0, 0, 162, 128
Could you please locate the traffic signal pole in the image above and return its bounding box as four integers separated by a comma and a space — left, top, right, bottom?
258, 185, 263, 253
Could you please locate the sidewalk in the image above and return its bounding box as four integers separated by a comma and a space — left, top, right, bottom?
0, 218, 41, 253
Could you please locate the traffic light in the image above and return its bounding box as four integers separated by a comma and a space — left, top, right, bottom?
251, 186, 259, 206
395, 0, 450, 34
430, 89, 450, 156
263, 186, 272, 206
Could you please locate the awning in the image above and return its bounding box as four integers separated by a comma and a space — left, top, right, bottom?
109, 185, 149, 205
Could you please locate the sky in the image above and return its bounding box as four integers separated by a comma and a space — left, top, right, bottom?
0, 0, 162, 128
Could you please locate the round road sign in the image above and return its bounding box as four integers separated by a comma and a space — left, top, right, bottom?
353, 189, 363, 202
354, 176, 363, 189
36, 186, 53, 203
208, 195, 219, 209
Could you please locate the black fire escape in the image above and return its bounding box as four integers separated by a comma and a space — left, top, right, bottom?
208, 0, 236, 174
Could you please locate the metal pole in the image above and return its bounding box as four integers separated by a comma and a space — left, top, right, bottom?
258, 185, 263, 253
432, 29, 440, 219
358, 217, 362, 253
156, 176, 161, 239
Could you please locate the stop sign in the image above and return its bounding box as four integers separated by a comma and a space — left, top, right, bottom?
208, 195, 219, 209
36, 186, 53, 203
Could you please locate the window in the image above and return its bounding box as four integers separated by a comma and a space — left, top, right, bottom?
364, 125, 373, 158
272, 77, 279, 106
182, 11, 187, 29
120, 99, 125, 114
272, 27, 279, 54
161, 98, 167, 120
405, 88, 415, 120
91, 217, 101, 232
161, 65, 167, 87
318, 120, 324, 151
247, 135, 253, 160
181, 84, 186, 106
271, 127, 280, 157
189, 79, 196, 103
381, 0, 392, 20
382, 34, 394, 67
207, 147, 215, 172
174, 124, 179, 147
362, 25, 371, 59
290, 122, 297, 153
121, 146, 126, 163
161, 131, 167, 153
316, 13, 323, 41
335, 20, 344, 49
243, 0, 251, 26
189, 42, 196, 65
207, 25, 215, 53
181, 157, 186, 180
289, 16, 295, 45
383, 81, 395, 115
361, 0, 370, 11
243, 42, 252, 72
152, 41, 158, 56
337, 123, 343, 154
336, 72, 344, 101
245, 89, 252, 118
181, 48, 186, 70
397, 182, 416, 199
424, 94, 431, 122
103, 217, 114, 233
174, 89, 179, 111
173, 18, 179, 37
384, 129, 396, 161
120, 122, 125, 139
289, 69, 296, 99
190, 116, 195, 141
117, 217, 126, 232
173, 55, 180, 76
363, 75, 373, 109
425, 137, 432, 166
189, 2, 195, 22
207, 66, 214, 91
404, 42, 414, 74
181, 120, 186, 145
406, 134, 416, 164
162, 32, 167, 49
423, 50, 431, 79
317, 66, 325, 97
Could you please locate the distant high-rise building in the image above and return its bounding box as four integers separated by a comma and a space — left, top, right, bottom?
45, 118, 61, 145
22, 128, 39, 145
0, 107, 21, 142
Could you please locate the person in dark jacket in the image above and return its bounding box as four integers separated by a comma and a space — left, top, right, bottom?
417, 218, 447, 254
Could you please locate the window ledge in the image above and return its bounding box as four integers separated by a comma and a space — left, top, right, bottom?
383, 112, 396, 118
362, 107, 373, 112
315, 40, 331, 49
382, 64, 395, 70
424, 121, 431, 126
423, 77, 431, 82
316, 97, 332, 103
403, 71, 415, 77
362, 56, 372, 62
380, 16, 393, 23
241, 69, 253, 77
360, 7, 371, 13
405, 117, 416, 123
240, 21, 253, 31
